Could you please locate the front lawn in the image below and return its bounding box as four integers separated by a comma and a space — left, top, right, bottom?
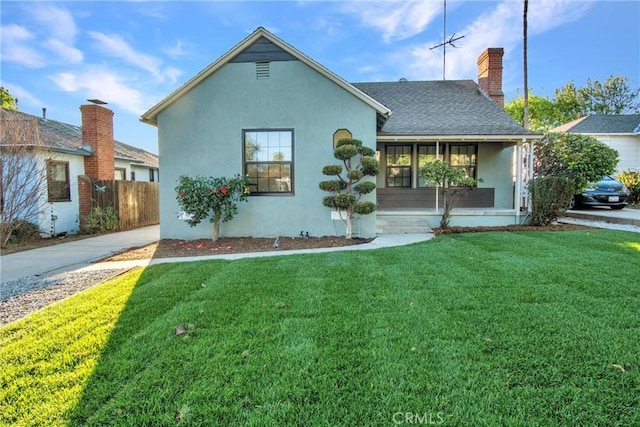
1, 230, 639, 425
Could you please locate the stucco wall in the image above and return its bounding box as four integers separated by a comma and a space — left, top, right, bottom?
157, 60, 378, 239
476, 143, 514, 209
38, 153, 84, 236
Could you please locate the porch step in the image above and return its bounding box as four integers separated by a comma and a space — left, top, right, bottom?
376, 214, 432, 234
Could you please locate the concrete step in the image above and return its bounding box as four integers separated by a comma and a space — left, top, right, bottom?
376, 214, 432, 234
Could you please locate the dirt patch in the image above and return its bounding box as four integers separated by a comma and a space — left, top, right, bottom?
434, 223, 593, 235
104, 223, 594, 262
102, 236, 374, 261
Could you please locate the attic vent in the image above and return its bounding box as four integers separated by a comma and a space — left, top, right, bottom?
256, 62, 270, 79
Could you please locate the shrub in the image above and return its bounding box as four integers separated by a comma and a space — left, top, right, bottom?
84, 207, 119, 234
528, 175, 575, 226
617, 170, 640, 205
320, 138, 379, 239
175, 174, 250, 241
535, 133, 619, 193
7, 221, 39, 244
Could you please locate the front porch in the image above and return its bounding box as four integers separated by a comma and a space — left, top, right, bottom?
376, 208, 526, 233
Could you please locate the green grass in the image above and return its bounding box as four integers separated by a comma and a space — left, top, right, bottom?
1, 230, 639, 426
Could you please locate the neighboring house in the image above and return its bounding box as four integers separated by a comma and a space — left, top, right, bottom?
551, 114, 640, 174
141, 27, 540, 239
1, 104, 158, 236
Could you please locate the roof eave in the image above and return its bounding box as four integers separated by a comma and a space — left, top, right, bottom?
376, 134, 544, 142
140, 27, 391, 126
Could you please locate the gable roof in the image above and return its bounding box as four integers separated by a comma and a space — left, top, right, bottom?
0, 108, 158, 168
353, 80, 540, 140
140, 27, 391, 126
552, 114, 640, 134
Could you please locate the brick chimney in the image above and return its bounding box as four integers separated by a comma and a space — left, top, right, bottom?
477, 48, 504, 106
80, 103, 114, 180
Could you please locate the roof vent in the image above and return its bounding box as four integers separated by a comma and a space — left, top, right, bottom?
399, 77, 407, 82
256, 62, 270, 80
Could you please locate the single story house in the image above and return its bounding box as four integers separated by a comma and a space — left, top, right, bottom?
1, 104, 159, 236
141, 27, 541, 239
551, 114, 640, 174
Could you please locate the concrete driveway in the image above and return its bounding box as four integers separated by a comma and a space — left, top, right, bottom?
564, 207, 640, 227
0, 225, 159, 284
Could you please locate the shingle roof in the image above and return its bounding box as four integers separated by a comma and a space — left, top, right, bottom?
1, 108, 158, 168
352, 80, 538, 137
559, 114, 640, 134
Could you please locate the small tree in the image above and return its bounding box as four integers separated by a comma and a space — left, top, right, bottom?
419, 160, 481, 229
320, 138, 378, 239
1, 110, 47, 247
529, 133, 619, 224
535, 133, 619, 193
175, 174, 250, 241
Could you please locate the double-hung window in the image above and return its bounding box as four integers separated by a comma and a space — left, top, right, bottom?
386, 145, 412, 187
449, 144, 477, 179
47, 160, 70, 202
243, 129, 293, 194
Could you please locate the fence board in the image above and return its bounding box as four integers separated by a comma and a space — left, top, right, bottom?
91, 179, 159, 230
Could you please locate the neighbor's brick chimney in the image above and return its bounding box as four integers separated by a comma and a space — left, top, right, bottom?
81, 103, 115, 180
78, 103, 115, 231
477, 47, 504, 107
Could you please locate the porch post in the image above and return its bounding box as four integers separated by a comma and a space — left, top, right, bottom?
527, 139, 534, 214
515, 140, 523, 224
435, 141, 440, 211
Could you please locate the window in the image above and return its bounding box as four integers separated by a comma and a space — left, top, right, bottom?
149, 168, 158, 182
115, 168, 126, 181
418, 144, 444, 187
244, 130, 293, 194
450, 144, 477, 179
386, 145, 412, 187
131, 171, 136, 181
47, 160, 70, 202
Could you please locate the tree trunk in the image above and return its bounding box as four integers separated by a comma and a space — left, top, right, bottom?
212, 220, 220, 242
345, 216, 353, 239
441, 194, 452, 229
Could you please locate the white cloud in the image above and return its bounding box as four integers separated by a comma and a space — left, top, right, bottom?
87, 31, 175, 82
342, 0, 442, 42
44, 39, 83, 64
51, 67, 150, 115
29, 5, 84, 64
30, 5, 78, 44
0, 24, 45, 67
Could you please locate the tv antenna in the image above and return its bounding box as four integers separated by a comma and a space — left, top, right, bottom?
430, 0, 465, 80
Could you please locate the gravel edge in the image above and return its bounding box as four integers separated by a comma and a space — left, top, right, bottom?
1, 269, 130, 325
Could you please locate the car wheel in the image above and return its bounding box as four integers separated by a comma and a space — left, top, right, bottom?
610, 205, 625, 210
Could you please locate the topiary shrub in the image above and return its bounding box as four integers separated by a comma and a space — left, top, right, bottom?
319, 138, 379, 239
617, 170, 640, 205
84, 207, 119, 234
528, 175, 575, 226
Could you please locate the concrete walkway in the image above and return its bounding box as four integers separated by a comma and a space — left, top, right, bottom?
0, 225, 160, 284
77, 233, 436, 273
0, 226, 435, 283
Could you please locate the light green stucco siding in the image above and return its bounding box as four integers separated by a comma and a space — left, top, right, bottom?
157, 60, 378, 239
476, 143, 515, 209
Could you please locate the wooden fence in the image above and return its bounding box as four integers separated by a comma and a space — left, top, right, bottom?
91, 180, 159, 230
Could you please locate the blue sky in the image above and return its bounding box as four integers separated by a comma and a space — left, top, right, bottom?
2, 0, 638, 154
